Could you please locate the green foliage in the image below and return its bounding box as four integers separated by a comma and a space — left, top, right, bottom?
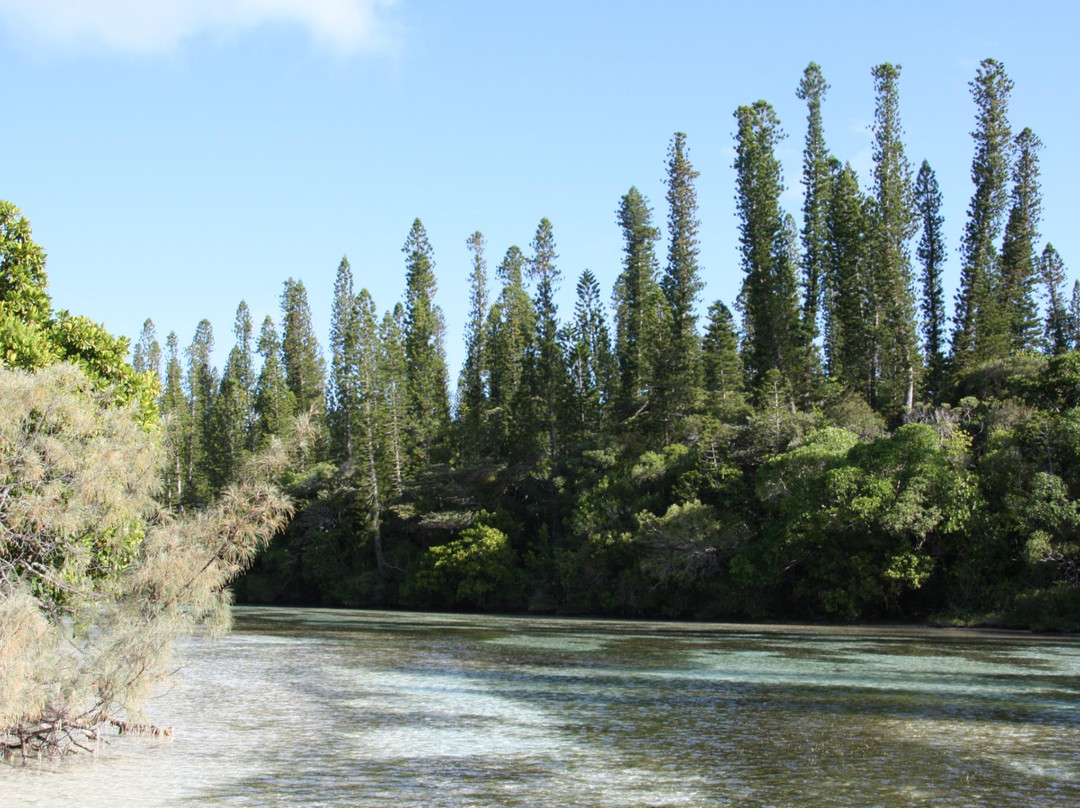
796, 62, 831, 346
953, 58, 1014, 368
656, 133, 704, 440
402, 219, 451, 471
613, 187, 664, 426
415, 523, 519, 608
915, 160, 948, 400
757, 425, 978, 616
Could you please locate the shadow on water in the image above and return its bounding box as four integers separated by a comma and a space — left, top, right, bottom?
4, 606, 1079, 807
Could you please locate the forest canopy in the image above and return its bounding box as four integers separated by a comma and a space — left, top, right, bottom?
130, 59, 1080, 629
7, 58, 1080, 647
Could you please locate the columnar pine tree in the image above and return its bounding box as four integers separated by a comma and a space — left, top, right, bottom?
402, 218, 451, 470
160, 330, 187, 507
133, 318, 161, 381
825, 162, 873, 396
458, 231, 489, 458
953, 58, 1014, 367
657, 132, 704, 439
379, 303, 408, 493
281, 278, 326, 420
734, 103, 804, 396
613, 186, 664, 423
525, 217, 564, 460
209, 301, 256, 487
1040, 244, 1070, 355
914, 160, 948, 400
869, 63, 919, 411
253, 315, 295, 447
485, 245, 536, 458
356, 288, 386, 571
328, 257, 360, 465
1070, 281, 1080, 351
999, 127, 1043, 352
701, 300, 744, 404
563, 269, 614, 442
796, 62, 832, 347
184, 319, 217, 506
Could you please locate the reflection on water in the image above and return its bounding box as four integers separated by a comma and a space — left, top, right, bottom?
3, 608, 1079, 806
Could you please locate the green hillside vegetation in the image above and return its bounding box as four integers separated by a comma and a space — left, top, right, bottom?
30, 59, 1080, 630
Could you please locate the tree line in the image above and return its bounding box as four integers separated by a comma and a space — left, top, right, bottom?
136, 59, 1080, 627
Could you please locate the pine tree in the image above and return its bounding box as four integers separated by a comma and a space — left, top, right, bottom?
1040, 244, 1070, 355
328, 257, 360, 465
253, 315, 295, 447
525, 217, 564, 460
657, 132, 704, 438
133, 318, 161, 381
734, 104, 804, 394
1070, 281, 1080, 352
825, 161, 873, 397
869, 63, 919, 411
356, 288, 386, 570
485, 245, 536, 458
953, 58, 1014, 367
914, 160, 948, 400
613, 186, 664, 423
458, 231, 489, 458
796, 62, 831, 347
701, 300, 744, 403
281, 278, 326, 420
563, 269, 614, 442
184, 319, 217, 506
209, 301, 256, 488
1000, 127, 1043, 352
160, 330, 187, 508
379, 303, 408, 494
402, 218, 451, 470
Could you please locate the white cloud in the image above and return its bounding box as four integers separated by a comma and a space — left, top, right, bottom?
0, 0, 400, 56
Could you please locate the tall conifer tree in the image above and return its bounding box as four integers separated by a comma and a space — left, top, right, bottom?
953, 58, 1014, 367
825, 162, 873, 396
379, 303, 408, 493
328, 257, 360, 464
525, 217, 564, 460
657, 132, 704, 438
1040, 244, 1070, 355
459, 231, 489, 458
734, 104, 804, 395
210, 301, 256, 487
915, 160, 947, 400
869, 63, 919, 410
402, 218, 450, 470
184, 319, 216, 505
161, 330, 187, 507
1000, 127, 1043, 352
254, 315, 295, 447
133, 318, 161, 381
701, 300, 744, 403
613, 187, 664, 423
563, 269, 614, 441
796, 62, 831, 347
485, 245, 536, 457
355, 288, 386, 571
281, 278, 326, 420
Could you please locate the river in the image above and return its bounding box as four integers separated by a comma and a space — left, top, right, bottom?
3, 607, 1079, 806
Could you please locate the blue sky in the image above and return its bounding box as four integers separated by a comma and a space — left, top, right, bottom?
2, 0, 1078, 381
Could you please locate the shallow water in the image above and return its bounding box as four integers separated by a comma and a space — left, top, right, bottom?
4, 608, 1079, 806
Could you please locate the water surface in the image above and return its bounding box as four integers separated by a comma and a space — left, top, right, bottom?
4, 608, 1079, 806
